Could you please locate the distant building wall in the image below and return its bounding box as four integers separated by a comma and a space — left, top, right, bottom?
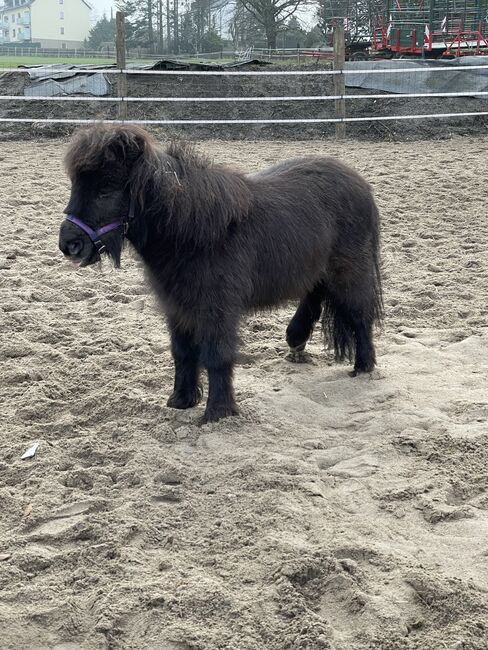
31, 0, 91, 47
0, 0, 91, 47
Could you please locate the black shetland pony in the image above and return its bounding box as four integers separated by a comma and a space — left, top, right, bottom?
59, 125, 382, 422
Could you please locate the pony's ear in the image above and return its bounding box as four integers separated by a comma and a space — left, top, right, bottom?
105, 126, 152, 166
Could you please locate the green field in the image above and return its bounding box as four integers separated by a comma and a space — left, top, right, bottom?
0, 55, 118, 68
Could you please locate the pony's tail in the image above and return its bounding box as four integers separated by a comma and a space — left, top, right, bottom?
322, 200, 383, 363
321, 297, 356, 363
371, 202, 384, 329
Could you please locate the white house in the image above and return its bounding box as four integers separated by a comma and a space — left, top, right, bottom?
0, 0, 92, 48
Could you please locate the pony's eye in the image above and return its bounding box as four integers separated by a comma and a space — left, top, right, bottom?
98, 189, 112, 199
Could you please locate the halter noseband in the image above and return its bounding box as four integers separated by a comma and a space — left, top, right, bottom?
64, 215, 122, 254
64, 196, 136, 254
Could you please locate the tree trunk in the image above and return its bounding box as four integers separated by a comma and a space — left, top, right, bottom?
173, 0, 179, 54
166, 0, 171, 52
197, 6, 204, 51
158, 0, 163, 52
148, 0, 154, 52
265, 23, 277, 49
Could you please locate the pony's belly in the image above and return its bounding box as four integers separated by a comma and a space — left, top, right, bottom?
248, 284, 308, 312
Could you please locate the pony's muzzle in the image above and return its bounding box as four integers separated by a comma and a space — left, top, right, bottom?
59, 220, 97, 266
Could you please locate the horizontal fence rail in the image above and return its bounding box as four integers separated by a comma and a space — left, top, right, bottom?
2, 91, 488, 102
2, 112, 488, 125
2, 64, 488, 75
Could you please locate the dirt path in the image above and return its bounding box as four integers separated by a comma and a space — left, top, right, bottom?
0, 136, 487, 650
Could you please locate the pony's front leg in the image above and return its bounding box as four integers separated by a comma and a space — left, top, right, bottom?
205, 363, 239, 422
167, 323, 202, 410
199, 329, 239, 423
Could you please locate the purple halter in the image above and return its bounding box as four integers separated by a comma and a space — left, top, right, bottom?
64, 215, 123, 254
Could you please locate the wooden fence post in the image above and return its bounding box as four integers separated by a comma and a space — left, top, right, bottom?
116, 11, 128, 121
333, 22, 346, 139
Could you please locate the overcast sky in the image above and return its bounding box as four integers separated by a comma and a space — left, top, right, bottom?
90, 0, 116, 21
89, 1, 316, 29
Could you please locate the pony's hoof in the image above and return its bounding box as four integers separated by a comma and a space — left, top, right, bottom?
286, 348, 312, 364
203, 404, 239, 423
349, 365, 375, 378
167, 387, 202, 409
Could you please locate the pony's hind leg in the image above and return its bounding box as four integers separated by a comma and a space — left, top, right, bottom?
286, 283, 325, 362
350, 319, 376, 376
167, 322, 202, 409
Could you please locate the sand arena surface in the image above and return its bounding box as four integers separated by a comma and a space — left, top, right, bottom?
0, 136, 487, 649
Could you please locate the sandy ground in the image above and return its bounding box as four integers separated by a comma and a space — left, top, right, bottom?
0, 135, 487, 650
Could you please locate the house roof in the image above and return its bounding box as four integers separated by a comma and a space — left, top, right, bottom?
0, 0, 92, 10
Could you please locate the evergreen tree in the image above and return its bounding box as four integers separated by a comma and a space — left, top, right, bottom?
281, 15, 306, 48
116, 0, 155, 49
86, 15, 117, 50
200, 29, 224, 52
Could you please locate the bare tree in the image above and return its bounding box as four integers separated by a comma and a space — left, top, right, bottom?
238, 0, 310, 49
118, 0, 226, 53
229, 2, 265, 49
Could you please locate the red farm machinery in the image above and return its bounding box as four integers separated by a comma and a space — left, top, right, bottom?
322, 1, 488, 59
372, 0, 488, 57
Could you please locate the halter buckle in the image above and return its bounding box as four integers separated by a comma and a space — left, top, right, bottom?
93, 239, 107, 254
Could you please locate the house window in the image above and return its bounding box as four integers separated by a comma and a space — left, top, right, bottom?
60, 27, 64, 34
60, 11, 64, 19
59, 0, 64, 3
12, 28, 15, 36
61, 42, 67, 49
11, 15, 15, 22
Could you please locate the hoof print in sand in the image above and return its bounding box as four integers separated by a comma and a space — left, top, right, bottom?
326, 455, 380, 479
418, 497, 477, 524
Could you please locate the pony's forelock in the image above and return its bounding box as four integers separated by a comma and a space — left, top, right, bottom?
64, 123, 158, 179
